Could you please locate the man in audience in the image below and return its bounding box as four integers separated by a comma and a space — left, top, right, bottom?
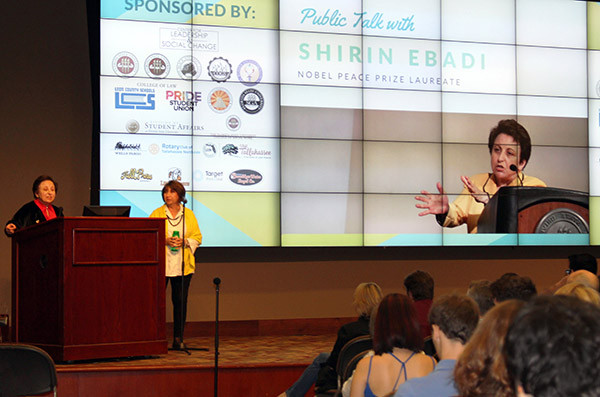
403, 270, 434, 339
394, 294, 479, 397
466, 279, 494, 317
490, 273, 537, 302
568, 252, 598, 274
505, 295, 600, 396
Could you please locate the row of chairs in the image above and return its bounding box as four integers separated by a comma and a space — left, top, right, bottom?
316, 334, 437, 397
0, 344, 57, 397
317, 335, 373, 397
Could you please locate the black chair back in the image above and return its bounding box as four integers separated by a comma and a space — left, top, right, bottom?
0, 344, 57, 397
336, 335, 373, 387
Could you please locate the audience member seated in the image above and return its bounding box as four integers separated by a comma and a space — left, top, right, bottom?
403, 270, 434, 340
554, 282, 600, 307
568, 252, 598, 274
545, 252, 598, 294
564, 269, 599, 290
350, 293, 436, 397
490, 273, 536, 302
505, 295, 600, 397
394, 294, 479, 397
454, 299, 525, 397
278, 282, 383, 397
466, 280, 494, 317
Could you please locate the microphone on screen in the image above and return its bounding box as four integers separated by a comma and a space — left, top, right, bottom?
213, 277, 221, 285
509, 164, 524, 186
181, 197, 188, 204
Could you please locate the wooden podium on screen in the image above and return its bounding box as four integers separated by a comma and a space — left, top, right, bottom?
11, 217, 167, 362
477, 186, 589, 234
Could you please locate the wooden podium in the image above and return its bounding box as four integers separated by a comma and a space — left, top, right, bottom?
11, 217, 167, 362
477, 187, 589, 233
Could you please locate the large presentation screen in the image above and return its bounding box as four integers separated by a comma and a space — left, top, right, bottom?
98, 0, 600, 247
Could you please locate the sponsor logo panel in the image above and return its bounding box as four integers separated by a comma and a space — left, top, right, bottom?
237, 60, 263, 86
207, 57, 233, 82
112, 52, 139, 77
144, 53, 170, 79
239, 88, 264, 114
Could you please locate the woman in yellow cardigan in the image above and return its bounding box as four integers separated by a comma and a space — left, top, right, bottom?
150, 180, 202, 350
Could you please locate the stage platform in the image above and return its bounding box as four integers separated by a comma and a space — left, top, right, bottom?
54, 334, 336, 397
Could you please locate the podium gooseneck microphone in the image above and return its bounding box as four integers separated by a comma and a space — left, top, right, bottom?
213, 277, 221, 397
509, 164, 524, 186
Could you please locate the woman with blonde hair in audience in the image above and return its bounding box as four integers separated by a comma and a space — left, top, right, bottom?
280, 282, 383, 397
454, 299, 524, 397
350, 293, 435, 397
555, 282, 600, 307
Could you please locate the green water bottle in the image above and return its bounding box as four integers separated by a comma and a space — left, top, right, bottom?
170, 230, 180, 252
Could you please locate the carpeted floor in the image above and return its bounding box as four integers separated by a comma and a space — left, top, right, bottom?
56, 334, 337, 370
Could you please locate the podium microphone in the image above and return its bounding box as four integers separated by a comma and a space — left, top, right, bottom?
509, 164, 524, 186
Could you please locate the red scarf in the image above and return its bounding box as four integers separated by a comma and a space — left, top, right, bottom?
34, 199, 57, 220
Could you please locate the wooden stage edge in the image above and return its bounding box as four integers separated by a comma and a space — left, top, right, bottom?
46, 317, 350, 397
57, 362, 308, 397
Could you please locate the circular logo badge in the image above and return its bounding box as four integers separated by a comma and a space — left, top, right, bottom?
237, 60, 263, 86
145, 54, 170, 79
226, 115, 241, 131
168, 168, 183, 181
239, 89, 264, 114
125, 119, 140, 133
207, 57, 232, 83
177, 56, 201, 80
148, 143, 160, 155
113, 52, 139, 77
208, 87, 232, 113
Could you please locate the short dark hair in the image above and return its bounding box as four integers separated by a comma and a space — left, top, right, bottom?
428, 294, 479, 344
467, 280, 495, 316
490, 273, 537, 302
569, 253, 598, 275
32, 175, 57, 198
487, 119, 532, 166
403, 270, 434, 301
505, 295, 600, 397
161, 180, 186, 203
373, 293, 423, 355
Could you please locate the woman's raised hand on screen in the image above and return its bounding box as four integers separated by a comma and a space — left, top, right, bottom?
415, 182, 449, 216
461, 175, 489, 205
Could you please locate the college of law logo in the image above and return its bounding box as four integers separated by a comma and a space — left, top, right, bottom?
207, 57, 232, 83
208, 87, 232, 113
239, 89, 264, 114
112, 52, 139, 77
237, 60, 262, 86
177, 56, 201, 80
145, 54, 170, 79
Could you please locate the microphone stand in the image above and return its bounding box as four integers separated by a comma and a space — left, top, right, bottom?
213, 277, 221, 397
169, 199, 208, 354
